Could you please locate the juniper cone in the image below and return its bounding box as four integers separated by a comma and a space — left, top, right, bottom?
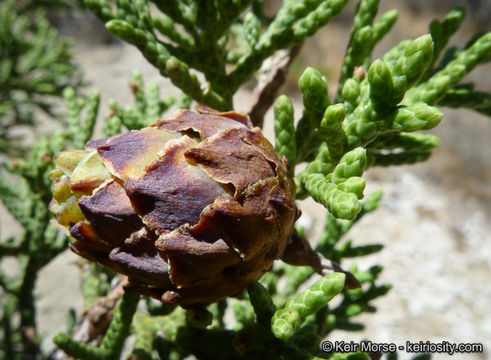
50, 105, 358, 306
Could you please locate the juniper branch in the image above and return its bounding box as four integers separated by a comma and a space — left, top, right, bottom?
423, 6, 466, 80
336, 0, 380, 100
228, 0, 349, 92
272, 273, 345, 340
405, 32, 491, 105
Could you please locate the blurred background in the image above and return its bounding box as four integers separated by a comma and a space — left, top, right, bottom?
1, 0, 490, 359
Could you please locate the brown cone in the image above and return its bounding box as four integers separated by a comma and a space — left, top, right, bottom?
50, 105, 297, 306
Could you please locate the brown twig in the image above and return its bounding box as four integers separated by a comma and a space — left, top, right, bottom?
281, 230, 361, 289
248, 44, 302, 128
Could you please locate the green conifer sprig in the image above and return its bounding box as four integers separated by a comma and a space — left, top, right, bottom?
335, 0, 399, 102
100, 293, 140, 358
337, 0, 381, 98
248, 281, 277, 325
0, 0, 80, 156
271, 272, 345, 341
260, 5, 491, 347
131, 312, 159, 359
54, 293, 140, 359
295, 67, 331, 164
274, 94, 297, 170
289, 19, 490, 203
368, 150, 432, 167
305, 173, 362, 219
405, 32, 491, 105
300, 67, 332, 127
363, 9, 398, 66
304, 143, 334, 178
341, 78, 361, 114
265, 197, 383, 355
424, 6, 466, 80
107, 70, 175, 130
52, 333, 105, 360
282, 189, 383, 295
370, 132, 441, 151
0, 88, 102, 358
84, 0, 350, 109
65, 88, 100, 149
230, 0, 349, 92
328, 264, 390, 332
244, 12, 261, 49
319, 103, 347, 160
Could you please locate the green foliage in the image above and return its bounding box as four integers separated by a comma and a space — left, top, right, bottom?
80, 262, 115, 308
293, 23, 489, 216
336, 0, 398, 101
405, 32, 491, 105
0, 89, 98, 359
272, 273, 345, 340
0, 76, 174, 358
274, 95, 296, 170
84, 0, 350, 109
54, 293, 140, 359
0, 1, 490, 359
107, 70, 175, 132
0, 0, 80, 156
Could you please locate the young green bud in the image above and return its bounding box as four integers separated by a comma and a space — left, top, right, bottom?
391, 74, 408, 105
341, 78, 361, 105
299, 67, 330, 116
321, 104, 346, 132
331, 147, 367, 184
347, 117, 378, 147
353, 25, 373, 49
337, 176, 366, 199
393, 34, 434, 86
368, 59, 394, 108
393, 102, 443, 131
303, 143, 334, 178
305, 174, 362, 219
329, 189, 362, 220
106, 19, 144, 46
